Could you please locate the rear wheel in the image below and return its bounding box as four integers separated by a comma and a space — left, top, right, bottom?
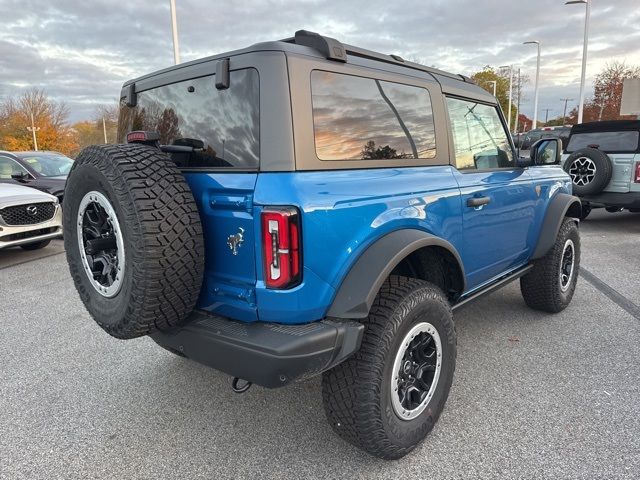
63, 144, 204, 339
322, 276, 456, 459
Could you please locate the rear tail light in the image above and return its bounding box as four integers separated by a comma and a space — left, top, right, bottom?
261, 207, 301, 289
635, 162, 640, 183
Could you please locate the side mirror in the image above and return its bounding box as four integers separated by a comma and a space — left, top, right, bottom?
530, 138, 561, 165
11, 171, 30, 181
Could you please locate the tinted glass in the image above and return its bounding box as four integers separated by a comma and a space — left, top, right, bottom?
0, 157, 28, 179
118, 69, 259, 169
311, 71, 436, 161
17, 154, 73, 177
566, 131, 639, 153
446, 97, 514, 170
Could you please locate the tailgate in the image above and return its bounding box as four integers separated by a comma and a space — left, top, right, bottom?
184, 172, 258, 321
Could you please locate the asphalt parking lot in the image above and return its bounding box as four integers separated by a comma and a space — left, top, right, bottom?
1, 209, 639, 479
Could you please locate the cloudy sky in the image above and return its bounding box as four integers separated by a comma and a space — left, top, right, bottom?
1, 0, 638, 124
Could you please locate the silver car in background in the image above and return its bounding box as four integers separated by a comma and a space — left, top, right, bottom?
0, 184, 62, 250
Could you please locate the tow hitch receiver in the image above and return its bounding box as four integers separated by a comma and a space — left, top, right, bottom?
232, 377, 252, 394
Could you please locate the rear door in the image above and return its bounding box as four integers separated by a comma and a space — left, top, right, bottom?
445, 97, 536, 290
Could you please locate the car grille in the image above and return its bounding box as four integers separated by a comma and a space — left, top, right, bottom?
0, 202, 56, 226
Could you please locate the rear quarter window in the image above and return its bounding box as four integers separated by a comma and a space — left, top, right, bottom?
310, 71, 436, 161
118, 68, 259, 169
566, 131, 639, 153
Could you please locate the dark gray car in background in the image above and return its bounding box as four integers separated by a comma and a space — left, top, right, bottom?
0, 151, 73, 203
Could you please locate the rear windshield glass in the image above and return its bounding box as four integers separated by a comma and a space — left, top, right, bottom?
566, 131, 639, 153
311, 71, 436, 161
118, 68, 259, 169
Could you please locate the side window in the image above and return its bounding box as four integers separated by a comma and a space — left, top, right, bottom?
311, 71, 436, 161
118, 68, 260, 169
0, 157, 28, 179
446, 97, 514, 170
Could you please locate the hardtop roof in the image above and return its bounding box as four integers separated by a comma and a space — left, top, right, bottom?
570, 120, 640, 134
122, 31, 473, 90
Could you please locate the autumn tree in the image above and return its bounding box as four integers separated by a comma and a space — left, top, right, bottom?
0, 89, 77, 155
71, 103, 119, 156
568, 61, 640, 123
470, 66, 528, 131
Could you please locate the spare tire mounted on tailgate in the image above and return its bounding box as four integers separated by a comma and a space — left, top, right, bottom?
563, 147, 612, 196
63, 144, 204, 339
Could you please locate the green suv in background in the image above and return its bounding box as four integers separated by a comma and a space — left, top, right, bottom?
562, 120, 640, 219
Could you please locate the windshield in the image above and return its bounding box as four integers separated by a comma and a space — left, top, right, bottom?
19, 154, 74, 177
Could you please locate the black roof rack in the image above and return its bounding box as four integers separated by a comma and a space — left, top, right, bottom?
283, 30, 471, 83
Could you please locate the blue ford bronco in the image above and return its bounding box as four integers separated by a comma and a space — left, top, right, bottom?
63, 31, 582, 459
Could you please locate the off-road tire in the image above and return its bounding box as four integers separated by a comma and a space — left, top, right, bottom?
520, 218, 580, 313
563, 148, 612, 196
20, 239, 51, 250
322, 276, 456, 460
63, 144, 204, 339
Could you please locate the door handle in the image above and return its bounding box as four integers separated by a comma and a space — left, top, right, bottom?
467, 196, 491, 208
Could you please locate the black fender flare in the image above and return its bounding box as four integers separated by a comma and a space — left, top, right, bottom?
327, 229, 466, 319
531, 193, 581, 260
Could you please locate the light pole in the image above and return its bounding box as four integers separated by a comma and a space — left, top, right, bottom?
102, 117, 108, 144
487, 80, 497, 97
524, 41, 541, 129
543, 108, 552, 124
561, 98, 574, 124
169, 0, 181, 64
27, 111, 40, 151
516, 68, 522, 132
566, 0, 591, 124
500, 65, 514, 130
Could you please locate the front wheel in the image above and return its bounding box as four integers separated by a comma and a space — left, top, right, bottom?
322, 276, 456, 459
520, 218, 580, 313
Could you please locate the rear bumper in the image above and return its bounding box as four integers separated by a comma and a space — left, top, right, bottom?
580, 191, 640, 209
150, 311, 364, 388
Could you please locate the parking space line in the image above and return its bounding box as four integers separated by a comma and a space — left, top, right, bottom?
0, 251, 66, 271
580, 267, 640, 320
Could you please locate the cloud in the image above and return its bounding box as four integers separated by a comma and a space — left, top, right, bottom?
1, 0, 638, 123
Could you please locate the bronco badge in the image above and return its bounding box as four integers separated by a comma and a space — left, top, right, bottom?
227, 227, 245, 256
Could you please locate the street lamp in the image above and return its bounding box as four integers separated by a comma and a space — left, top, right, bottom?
523, 41, 541, 129
499, 65, 514, 130
169, 0, 181, 64
27, 111, 40, 151
487, 80, 497, 97
566, 0, 591, 124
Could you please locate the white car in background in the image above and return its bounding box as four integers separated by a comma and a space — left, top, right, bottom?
0, 184, 62, 250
